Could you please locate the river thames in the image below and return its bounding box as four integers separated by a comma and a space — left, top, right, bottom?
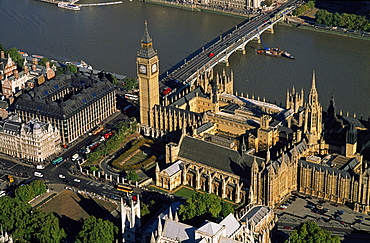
0, 0, 369, 117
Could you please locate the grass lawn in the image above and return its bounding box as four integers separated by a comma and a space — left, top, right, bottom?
173, 187, 197, 199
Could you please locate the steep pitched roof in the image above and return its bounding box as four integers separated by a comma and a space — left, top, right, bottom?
219, 213, 240, 237
163, 220, 196, 242
197, 221, 223, 236
178, 136, 264, 178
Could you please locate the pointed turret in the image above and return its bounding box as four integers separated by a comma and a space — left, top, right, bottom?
138, 21, 157, 59
308, 71, 318, 104
327, 95, 336, 119
168, 206, 173, 220
150, 232, 156, 243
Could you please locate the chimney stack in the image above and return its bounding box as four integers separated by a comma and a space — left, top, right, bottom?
24, 65, 29, 74
32, 58, 38, 65
0, 51, 4, 59
46, 61, 50, 69
14, 70, 18, 79
32, 64, 37, 71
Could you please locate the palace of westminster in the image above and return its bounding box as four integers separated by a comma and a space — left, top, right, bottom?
136, 23, 370, 215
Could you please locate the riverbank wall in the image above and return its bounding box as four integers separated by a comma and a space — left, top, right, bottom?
142, 0, 251, 18
282, 17, 370, 40
140, 0, 370, 40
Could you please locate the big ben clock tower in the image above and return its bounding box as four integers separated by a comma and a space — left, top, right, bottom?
137, 21, 159, 127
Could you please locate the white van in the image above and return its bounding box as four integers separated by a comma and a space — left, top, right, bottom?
36, 165, 45, 169
71, 153, 79, 161
34, 172, 44, 178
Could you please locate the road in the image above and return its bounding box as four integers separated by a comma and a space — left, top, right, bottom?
0, 109, 136, 200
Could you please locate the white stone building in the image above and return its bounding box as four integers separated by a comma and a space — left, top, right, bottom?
0, 114, 61, 162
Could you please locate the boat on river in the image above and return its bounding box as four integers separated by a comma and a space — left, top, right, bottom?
257, 48, 283, 57
257, 48, 295, 59
57, 2, 81, 11
282, 51, 295, 59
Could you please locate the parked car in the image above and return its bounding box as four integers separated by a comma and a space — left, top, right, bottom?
34, 172, 44, 178
59, 174, 66, 179
73, 178, 81, 183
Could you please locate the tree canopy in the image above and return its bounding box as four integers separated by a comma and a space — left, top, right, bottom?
123, 77, 138, 90
75, 216, 118, 243
0, 196, 65, 242
285, 221, 340, 243
315, 9, 370, 31
15, 180, 47, 202
292, 1, 315, 16
126, 170, 139, 181
6, 47, 24, 67
178, 192, 234, 221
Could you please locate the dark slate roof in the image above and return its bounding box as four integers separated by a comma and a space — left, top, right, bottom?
14, 72, 115, 119
196, 122, 214, 134
178, 136, 264, 178
299, 159, 350, 178
342, 116, 366, 130
170, 87, 207, 107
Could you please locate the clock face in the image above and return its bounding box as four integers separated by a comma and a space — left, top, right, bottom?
139, 65, 146, 74
152, 63, 157, 73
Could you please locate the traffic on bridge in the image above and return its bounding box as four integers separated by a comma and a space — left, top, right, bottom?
159, 0, 301, 99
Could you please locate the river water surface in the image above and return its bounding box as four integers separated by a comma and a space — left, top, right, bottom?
0, 0, 369, 117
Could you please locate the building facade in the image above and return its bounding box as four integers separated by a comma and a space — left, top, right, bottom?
139, 23, 370, 214
14, 71, 116, 145
0, 114, 61, 162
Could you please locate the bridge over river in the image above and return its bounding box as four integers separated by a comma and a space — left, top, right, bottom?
159, 0, 300, 98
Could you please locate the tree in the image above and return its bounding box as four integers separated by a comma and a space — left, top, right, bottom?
39, 57, 50, 66
30, 180, 47, 196
178, 192, 232, 221
6, 47, 24, 67
29, 210, 66, 243
126, 170, 139, 181
67, 63, 78, 73
285, 221, 340, 243
15, 184, 35, 202
220, 201, 234, 218
75, 216, 118, 243
123, 77, 138, 90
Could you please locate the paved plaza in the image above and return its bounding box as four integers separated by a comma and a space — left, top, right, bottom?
276, 193, 370, 242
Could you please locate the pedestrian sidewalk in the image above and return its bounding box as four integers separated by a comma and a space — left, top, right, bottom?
28, 183, 65, 207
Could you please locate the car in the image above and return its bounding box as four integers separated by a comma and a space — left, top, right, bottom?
283, 226, 291, 229
278, 207, 285, 210
306, 204, 315, 209
335, 216, 342, 220
208, 52, 215, 57
316, 205, 324, 210
319, 200, 326, 204
322, 208, 329, 213
63, 179, 70, 184
337, 210, 345, 215
73, 178, 81, 183
330, 203, 339, 207
356, 215, 364, 219
34, 172, 44, 178
73, 184, 80, 188
58, 174, 66, 179
280, 205, 287, 209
